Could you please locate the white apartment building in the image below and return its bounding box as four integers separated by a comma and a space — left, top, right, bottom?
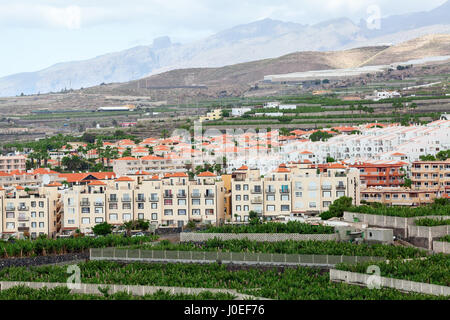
231, 107, 252, 117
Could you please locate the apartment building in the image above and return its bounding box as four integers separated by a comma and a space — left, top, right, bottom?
361, 187, 441, 206
0, 168, 61, 188
113, 156, 187, 177
349, 161, 406, 187
0, 184, 62, 239
61, 172, 225, 234
230, 163, 360, 222
411, 159, 450, 198
0, 155, 26, 173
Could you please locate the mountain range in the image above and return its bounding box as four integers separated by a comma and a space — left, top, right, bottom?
1, 1, 450, 97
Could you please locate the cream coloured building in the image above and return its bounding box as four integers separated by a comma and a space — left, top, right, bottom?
231, 163, 360, 222
61, 171, 226, 234
0, 183, 62, 239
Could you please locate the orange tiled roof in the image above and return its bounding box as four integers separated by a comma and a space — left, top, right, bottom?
88, 180, 106, 186
198, 171, 216, 177
115, 176, 134, 182
59, 172, 116, 183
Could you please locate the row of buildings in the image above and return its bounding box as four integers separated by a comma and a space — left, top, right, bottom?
1, 158, 448, 238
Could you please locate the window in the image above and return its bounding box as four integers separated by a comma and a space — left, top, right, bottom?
266, 205, 275, 212
68, 219, 75, 225
123, 213, 132, 221
243, 195, 249, 201
39, 201, 44, 208
205, 209, 214, 215
39, 212, 44, 218
295, 192, 302, 197
178, 199, 186, 206
336, 191, 345, 197
164, 209, 173, 216
81, 207, 90, 214
151, 213, 158, 220
31, 201, 36, 207
309, 202, 317, 208
192, 209, 201, 216
266, 195, 275, 201
31, 222, 37, 228
281, 195, 289, 201
6, 212, 14, 219
244, 215, 249, 222
122, 203, 131, 210
31, 212, 36, 218
6, 222, 15, 230
39, 222, 44, 228
281, 205, 290, 211
205, 199, 214, 205
164, 199, 173, 205
295, 182, 302, 190
138, 203, 144, 209
323, 201, 331, 208
236, 205, 241, 212
192, 199, 200, 205
178, 209, 187, 216
109, 214, 118, 221
109, 203, 118, 210
323, 191, 331, 198
95, 207, 103, 214
151, 203, 158, 209
236, 195, 241, 201
95, 217, 104, 223
243, 205, 249, 211
82, 218, 90, 225
67, 198, 74, 206
235, 184, 241, 191
243, 184, 249, 190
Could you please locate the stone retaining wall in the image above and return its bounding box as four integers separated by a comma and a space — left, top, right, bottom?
0, 281, 264, 300
408, 225, 449, 250
180, 232, 338, 242
330, 269, 450, 297
90, 248, 384, 267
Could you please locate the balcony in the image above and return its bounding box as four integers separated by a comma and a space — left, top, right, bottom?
121, 198, 132, 202
251, 197, 263, 204
94, 201, 104, 206
336, 185, 346, 190
191, 193, 201, 198
163, 193, 173, 198
18, 215, 29, 221
136, 196, 146, 202
149, 197, 159, 202
321, 185, 332, 190
17, 206, 29, 211
177, 193, 187, 198
204, 193, 215, 198
80, 201, 90, 206
251, 189, 262, 194
279, 188, 290, 194
5, 206, 15, 211
265, 189, 276, 194
109, 198, 118, 202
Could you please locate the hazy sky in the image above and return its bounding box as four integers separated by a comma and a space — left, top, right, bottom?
0, 0, 446, 77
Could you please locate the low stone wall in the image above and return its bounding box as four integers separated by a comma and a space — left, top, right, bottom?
433, 241, 450, 254
180, 232, 338, 242
90, 248, 384, 267
155, 227, 182, 235
330, 269, 450, 297
0, 252, 89, 270
0, 281, 263, 300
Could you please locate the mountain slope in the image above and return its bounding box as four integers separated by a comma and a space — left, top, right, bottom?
0, 1, 449, 97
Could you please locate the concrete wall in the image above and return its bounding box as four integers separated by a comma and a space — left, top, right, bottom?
90, 248, 385, 267
330, 269, 450, 297
433, 241, 450, 254
408, 225, 449, 250
180, 232, 338, 242
344, 212, 450, 241
0, 281, 263, 300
